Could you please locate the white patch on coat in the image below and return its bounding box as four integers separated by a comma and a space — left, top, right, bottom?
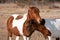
12, 14, 19, 19
16, 36, 19, 40
12, 13, 27, 35
45, 19, 60, 37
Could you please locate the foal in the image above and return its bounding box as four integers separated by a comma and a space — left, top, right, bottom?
7, 7, 41, 40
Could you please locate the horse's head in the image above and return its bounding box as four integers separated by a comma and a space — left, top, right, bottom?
27, 7, 41, 24
23, 19, 51, 38
29, 19, 51, 38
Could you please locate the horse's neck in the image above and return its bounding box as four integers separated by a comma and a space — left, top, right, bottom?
27, 13, 33, 21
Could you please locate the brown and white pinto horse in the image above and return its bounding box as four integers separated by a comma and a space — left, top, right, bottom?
7, 7, 51, 40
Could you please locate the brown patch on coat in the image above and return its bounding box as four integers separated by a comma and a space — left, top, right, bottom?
7, 16, 14, 32
27, 7, 41, 23
16, 15, 23, 20
23, 21, 30, 37
11, 27, 20, 36
7, 16, 20, 37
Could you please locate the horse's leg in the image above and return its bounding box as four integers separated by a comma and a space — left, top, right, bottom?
23, 36, 26, 40
26, 37, 30, 40
47, 36, 52, 40
8, 31, 12, 40
16, 36, 20, 40
9, 36, 12, 40
23, 36, 30, 40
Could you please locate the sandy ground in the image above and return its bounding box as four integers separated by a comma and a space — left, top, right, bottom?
0, 3, 60, 40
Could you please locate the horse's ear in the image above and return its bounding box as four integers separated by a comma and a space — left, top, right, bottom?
16, 15, 23, 20
40, 19, 45, 25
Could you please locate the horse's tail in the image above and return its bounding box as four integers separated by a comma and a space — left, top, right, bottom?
7, 16, 14, 31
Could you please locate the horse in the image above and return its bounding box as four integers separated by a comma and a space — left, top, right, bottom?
44, 19, 60, 40
7, 7, 51, 40
23, 19, 51, 40
7, 7, 41, 40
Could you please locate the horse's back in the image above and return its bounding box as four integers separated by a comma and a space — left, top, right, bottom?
12, 14, 23, 20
